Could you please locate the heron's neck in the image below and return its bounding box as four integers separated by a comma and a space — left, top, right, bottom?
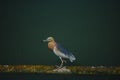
48, 41, 56, 50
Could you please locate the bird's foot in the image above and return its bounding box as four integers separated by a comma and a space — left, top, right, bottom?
53, 66, 71, 72
55, 65, 64, 69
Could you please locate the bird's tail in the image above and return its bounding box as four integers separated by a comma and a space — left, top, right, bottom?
69, 55, 76, 62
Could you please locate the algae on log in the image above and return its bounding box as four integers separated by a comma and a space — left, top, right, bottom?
0, 65, 120, 75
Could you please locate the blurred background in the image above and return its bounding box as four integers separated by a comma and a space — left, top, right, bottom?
0, 0, 120, 66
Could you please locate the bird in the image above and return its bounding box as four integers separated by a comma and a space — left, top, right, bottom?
43, 37, 76, 68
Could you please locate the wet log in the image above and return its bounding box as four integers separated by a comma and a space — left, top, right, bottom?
0, 65, 120, 75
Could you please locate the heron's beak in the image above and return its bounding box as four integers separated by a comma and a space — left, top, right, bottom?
43, 39, 48, 42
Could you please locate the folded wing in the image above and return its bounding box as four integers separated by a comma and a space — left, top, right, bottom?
56, 43, 76, 62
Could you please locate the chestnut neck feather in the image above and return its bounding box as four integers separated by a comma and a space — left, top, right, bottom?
48, 41, 56, 50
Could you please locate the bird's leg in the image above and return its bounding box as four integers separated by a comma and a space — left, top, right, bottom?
55, 57, 66, 69
56, 57, 63, 69
60, 57, 64, 68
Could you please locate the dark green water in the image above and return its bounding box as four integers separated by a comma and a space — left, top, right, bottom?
0, 0, 120, 66
0, 74, 120, 80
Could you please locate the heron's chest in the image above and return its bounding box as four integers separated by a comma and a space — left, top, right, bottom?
48, 42, 56, 50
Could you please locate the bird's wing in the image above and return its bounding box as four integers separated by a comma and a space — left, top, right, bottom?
56, 43, 76, 62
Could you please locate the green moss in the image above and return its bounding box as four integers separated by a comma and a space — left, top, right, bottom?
0, 65, 120, 75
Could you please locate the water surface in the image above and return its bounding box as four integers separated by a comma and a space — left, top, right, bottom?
0, 73, 120, 80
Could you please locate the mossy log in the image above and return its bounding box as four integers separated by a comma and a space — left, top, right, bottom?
0, 65, 120, 75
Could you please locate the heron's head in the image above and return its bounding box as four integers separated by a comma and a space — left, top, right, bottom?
43, 37, 55, 42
